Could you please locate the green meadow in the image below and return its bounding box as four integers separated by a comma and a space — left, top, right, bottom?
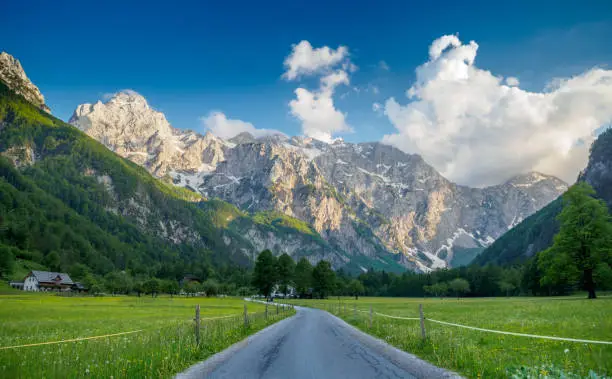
288, 296, 612, 379
0, 294, 293, 378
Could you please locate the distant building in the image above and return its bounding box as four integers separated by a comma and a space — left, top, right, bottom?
9, 281, 23, 290
71, 282, 88, 293
23, 271, 74, 292
180, 274, 200, 287
271, 284, 296, 298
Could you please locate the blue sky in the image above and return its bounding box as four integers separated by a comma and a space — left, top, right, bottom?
3, 1, 612, 187
2, 0, 610, 143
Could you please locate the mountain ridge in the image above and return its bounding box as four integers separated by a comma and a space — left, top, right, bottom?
69, 90, 568, 271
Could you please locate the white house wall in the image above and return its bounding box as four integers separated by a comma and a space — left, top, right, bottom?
23, 275, 39, 291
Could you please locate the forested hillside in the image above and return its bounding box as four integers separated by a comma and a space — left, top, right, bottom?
0, 82, 335, 287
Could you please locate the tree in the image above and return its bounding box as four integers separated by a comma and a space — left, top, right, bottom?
431, 282, 448, 298
143, 278, 160, 297
104, 271, 133, 295
294, 258, 313, 298
348, 279, 365, 300
252, 250, 278, 298
44, 251, 61, 271
312, 260, 336, 299
276, 253, 295, 297
68, 263, 90, 281
0, 245, 14, 278
82, 273, 102, 295
161, 280, 179, 298
449, 278, 470, 298
184, 281, 200, 297
538, 183, 612, 299
202, 279, 219, 297
498, 267, 520, 296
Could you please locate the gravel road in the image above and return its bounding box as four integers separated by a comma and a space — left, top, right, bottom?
177, 306, 461, 379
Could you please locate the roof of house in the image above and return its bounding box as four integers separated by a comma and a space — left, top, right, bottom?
72, 282, 86, 289
29, 271, 74, 285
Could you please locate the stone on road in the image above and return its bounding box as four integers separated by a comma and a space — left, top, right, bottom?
179, 307, 461, 379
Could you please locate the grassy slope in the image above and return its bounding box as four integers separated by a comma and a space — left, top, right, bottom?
0, 295, 294, 377
288, 296, 612, 378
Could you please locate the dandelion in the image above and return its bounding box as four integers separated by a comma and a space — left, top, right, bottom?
564, 348, 570, 354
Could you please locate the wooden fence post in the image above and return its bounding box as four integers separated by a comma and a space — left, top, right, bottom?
369, 304, 373, 329
353, 304, 356, 318
276, 303, 279, 315
265, 303, 268, 320
195, 304, 201, 346
419, 303, 426, 340
244, 303, 248, 328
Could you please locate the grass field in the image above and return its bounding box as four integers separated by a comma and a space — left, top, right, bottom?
0, 294, 293, 378
287, 296, 612, 379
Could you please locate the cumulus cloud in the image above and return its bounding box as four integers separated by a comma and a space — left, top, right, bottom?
289, 71, 352, 143
201, 112, 284, 139
284, 41, 353, 142
282, 41, 348, 80
382, 34, 612, 187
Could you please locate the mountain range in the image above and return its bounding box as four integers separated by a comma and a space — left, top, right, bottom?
0, 52, 569, 273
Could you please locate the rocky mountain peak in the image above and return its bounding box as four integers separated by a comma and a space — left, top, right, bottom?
0, 52, 50, 113
229, 132, 257, 145
505, 171, 566, 188
106, 90, 150, 109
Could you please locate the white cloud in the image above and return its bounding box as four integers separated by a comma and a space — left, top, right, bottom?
382, 34, 612, 187
379, 60, 390, 71
284, 41, 354, 142
201, 112, 284, 140
282, 41, 348, 80
372, 102, 382, 114
289, 74, 352, 143
505, 76, 520, 86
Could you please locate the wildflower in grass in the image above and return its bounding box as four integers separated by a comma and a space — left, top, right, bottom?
564, 348, 570, 354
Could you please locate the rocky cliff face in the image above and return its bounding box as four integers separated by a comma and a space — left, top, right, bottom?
70, 91, 228, 181
0, 52, 50, 113
578, 128, 612, 208
70, 92, 568, 272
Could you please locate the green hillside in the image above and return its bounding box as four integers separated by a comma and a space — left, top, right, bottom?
472, 198, 562, 266
0, 82, 331, 284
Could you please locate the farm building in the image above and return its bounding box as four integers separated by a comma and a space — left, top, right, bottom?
23, 271, 74, 292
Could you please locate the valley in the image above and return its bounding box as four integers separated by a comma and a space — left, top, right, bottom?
1, 6, 612, 377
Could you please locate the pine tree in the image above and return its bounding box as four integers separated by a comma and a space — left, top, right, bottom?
294, 258, 313, 297
276, 253, 295, 297
312, 260, 336, 299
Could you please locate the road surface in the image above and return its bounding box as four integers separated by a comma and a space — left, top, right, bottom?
178, 306, 460, 379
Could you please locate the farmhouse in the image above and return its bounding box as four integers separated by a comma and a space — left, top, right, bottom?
23, 270, 74, 292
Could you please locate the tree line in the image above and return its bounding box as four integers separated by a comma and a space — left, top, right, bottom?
251, 250, 351, 299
